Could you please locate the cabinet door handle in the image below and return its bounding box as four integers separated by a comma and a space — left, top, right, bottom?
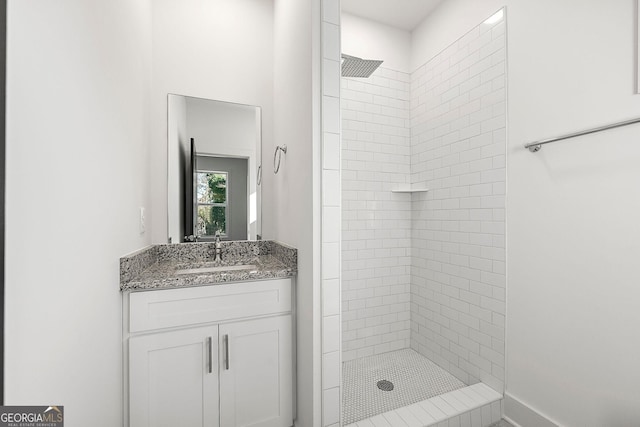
207, 336, 213, 374
224, 334, 230, 370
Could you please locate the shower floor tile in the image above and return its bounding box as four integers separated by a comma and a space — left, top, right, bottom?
342, 348, 466, 425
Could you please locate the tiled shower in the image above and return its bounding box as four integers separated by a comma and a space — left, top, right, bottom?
341, 9, 507, 425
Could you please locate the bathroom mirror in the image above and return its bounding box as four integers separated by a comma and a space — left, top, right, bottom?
167, 94, 262, 243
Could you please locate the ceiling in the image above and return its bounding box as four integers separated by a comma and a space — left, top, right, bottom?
340, 0, 445, 31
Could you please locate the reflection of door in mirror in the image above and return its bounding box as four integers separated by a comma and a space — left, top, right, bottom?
184, 138, 196, 241
167, 94, 261, 243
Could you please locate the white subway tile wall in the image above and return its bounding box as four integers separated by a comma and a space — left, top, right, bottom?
341, 67, 412, 362
321, 0, 343, 426
409, 17, 506, 392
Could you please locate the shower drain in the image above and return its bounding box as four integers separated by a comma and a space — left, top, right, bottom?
376, 380, 394, 391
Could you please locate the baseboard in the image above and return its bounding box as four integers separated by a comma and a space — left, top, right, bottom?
503, 392, 560, 427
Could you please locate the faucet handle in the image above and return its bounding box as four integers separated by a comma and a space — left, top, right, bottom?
213, 231, 223, 261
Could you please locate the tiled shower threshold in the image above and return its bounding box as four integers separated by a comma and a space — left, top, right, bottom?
343, 349, 502, 427
344, 383, 502, 427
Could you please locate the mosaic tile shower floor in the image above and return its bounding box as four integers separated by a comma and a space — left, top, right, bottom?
342, 348, 466, 425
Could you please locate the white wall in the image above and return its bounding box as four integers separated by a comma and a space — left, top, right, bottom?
341, 13, 411, 74
5, 0, 152, 425
414, 1, 640, 425
273, 0, 322, 425
150, 0, 274, 244
341, 68, 412, 362
411, 0, 504, 71
185, 98, 258, 157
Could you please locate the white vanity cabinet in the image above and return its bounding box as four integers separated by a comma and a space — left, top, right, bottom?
219, 315, 292, 427
129, 325, 220, 427
125, 278, 293, 427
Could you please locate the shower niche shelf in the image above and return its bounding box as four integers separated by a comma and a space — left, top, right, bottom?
391, 186, 429, 193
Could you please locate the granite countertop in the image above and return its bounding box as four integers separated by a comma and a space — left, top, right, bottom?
120, 240, 297, 291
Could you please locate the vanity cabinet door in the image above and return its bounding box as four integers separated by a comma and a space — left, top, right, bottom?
129, 325, 219, 427
219, 314, 292, 427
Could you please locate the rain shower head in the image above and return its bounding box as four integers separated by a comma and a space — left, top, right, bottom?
341, 54, 383, 78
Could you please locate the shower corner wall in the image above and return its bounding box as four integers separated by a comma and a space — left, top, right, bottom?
320, 1, 343, 427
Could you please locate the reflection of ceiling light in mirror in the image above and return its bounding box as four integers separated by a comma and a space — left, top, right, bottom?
484, 9, 503, 25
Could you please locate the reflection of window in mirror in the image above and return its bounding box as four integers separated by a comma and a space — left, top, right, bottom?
196, 171, 228, 237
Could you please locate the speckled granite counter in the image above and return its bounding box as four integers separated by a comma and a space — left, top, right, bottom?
120, 240, 297, 291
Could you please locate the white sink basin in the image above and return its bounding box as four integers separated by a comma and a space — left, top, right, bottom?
175, 264, 258, 275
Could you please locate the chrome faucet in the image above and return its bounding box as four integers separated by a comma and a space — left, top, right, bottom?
214, 232, 223, 262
